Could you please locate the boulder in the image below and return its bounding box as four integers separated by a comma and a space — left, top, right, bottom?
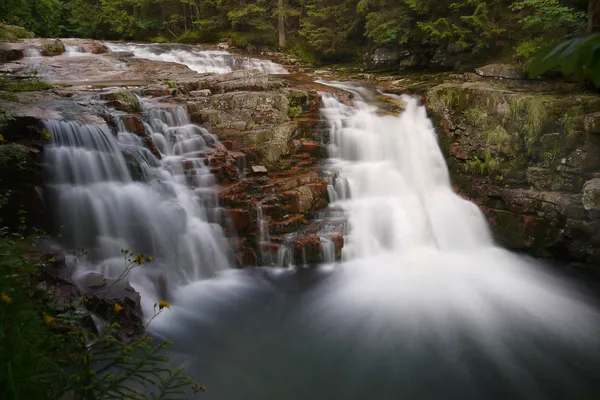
252, 165, 268, 175
583, 178, 600, 211
372, 46, 400, 65
228, 208, 251, 232
0, 43, 24, 62
41, 39, 65, 56
475, 64, 524, 79
119, 114, 145, 136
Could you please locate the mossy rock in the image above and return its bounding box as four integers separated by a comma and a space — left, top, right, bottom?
41, 39, 65, 56
0, 24, 34, 41
98, 90, 141, 113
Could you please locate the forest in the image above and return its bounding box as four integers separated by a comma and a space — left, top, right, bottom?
0, 0, 598, 65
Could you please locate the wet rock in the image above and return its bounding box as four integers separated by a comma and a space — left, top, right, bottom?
98, 89, 140, 113
292, 138, 325, 157
228, 208, 251, 232
331, 233, 344, 261
195, 70, 272, 94
270, 214, 307, 234
119, 115, 145, 136
284, 186, 315, 213
81, 273, 143, 340
583, 179, 600, 211
294, 234, 322, 265
475, 64, 524, 79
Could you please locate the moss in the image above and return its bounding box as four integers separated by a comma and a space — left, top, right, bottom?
560, 105, 585, 135
0, 92, 18, 102
42, 39, 65, 56
0, 24, 34, 41
508, 96, 548, 152
288, 105, 303, 118
4, 80, 53, 92
163, 80, 178, 89
462, 107, 488, 127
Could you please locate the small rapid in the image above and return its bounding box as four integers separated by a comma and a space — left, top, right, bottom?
104, 42, 288, 75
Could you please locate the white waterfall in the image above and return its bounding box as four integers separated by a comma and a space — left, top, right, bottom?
44, 103, 231, 301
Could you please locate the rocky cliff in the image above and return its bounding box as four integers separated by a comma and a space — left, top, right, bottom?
425, 75, 600, 268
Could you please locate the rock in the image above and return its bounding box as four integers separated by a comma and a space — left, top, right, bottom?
284, 186, 314, 213
190, 89, 211, 97
119, 115, 145, 136
228, 208, 251, 232
98, 89, 140, 113
292, 138, 325, 157
195, 70, 271, 94
270, 214, 307, 234
583, 179, 600, 211
141, 85, 174, 97
475, 64, 524, 79
294, 234, 322, 265
584, 112, 600, 134
41, 39, 65, 56
0, 43, 24, 62
83, 272, 107, 289
252, 165, 268, 175
372, 46, 400, 65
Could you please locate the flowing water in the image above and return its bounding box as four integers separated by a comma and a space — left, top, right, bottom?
44, 101, 231, 304
37, 47, 600, 398
146, 83, 600, 400
104, 42, 288, 75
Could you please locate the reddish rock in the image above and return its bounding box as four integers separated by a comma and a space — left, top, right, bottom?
292, 138, 324, 157
449, 142, 468, 160
294, 234, 321, 265
240, 247, 258, 266
119, 115, 145, 136
142, 85, 173, 97
331, 233, 344, 261
144, 137, 161, 159
270, 214, 307, 234
284, 185, 314, 213
183, 160, 195, 170
228, 208, 251, 232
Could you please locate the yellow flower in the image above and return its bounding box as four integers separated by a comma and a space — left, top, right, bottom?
114, 303, 123, 312
158, 300, 171, 310
199, 386, 206, 392
146, 256, 153, 263
1, 292, 12, 304
0, 134, 4, 142
134, 254, 145, 265
88, 369, 95, 376
83, 296, 89, 304
43, 313, 55, 325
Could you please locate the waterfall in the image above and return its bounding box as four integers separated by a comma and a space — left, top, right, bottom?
104, 42, 288, 75
147, 83, 600, 400
44, 102, 231, 301
321, 89, 493, 258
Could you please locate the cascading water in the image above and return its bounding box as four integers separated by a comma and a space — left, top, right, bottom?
104, 42, 288, 75
44, 101, 231, 303
147, 83, 600, 399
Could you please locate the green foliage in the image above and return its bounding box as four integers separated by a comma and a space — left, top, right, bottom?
288, 105, 303, 117
528, 32, 600, 87
0, 93, 19, 102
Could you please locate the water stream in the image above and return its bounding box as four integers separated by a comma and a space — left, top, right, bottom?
38, 46, 600, 399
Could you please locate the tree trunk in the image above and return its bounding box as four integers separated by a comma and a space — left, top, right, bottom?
278, 0, 286, 48
590, 0, 598, 33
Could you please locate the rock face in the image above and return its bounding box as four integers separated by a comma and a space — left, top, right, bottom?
372, 46, 400, 65
426, 81, 600, 266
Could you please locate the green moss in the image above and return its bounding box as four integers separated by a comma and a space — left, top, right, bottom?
0, 24, 34, 41
163, 80, 178, 89
560, 105, 585, 135
150, 35, 169, 43
42, 39, 65, 56
288, 105, 303, 118
7, 80, 53, 92
508, 96, 547, 151
462, 107, 488, 126
0, 92, 18, 102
